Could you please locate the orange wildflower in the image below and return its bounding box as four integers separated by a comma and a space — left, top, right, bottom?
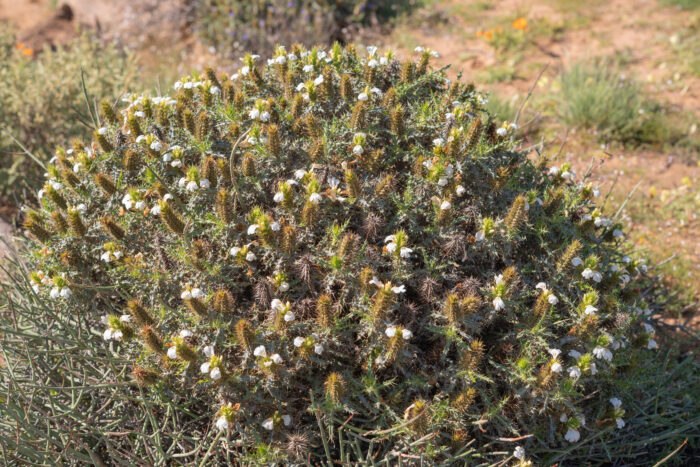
512, 17, 528, 30
484, 30, 493, 40
22, 48, 34, 56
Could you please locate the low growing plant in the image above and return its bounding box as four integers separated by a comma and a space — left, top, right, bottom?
0, 28, 136, 201
10, 43, 694, 463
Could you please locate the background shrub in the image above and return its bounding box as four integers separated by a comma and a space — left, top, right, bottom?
196, 0, 419, 59
7, 43, 697, 463
0, 28, 136, 203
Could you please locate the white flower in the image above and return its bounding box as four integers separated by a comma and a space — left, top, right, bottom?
370, 87, 382, 96
216, 416, 229, 431
401, 329, 413, 340
456, 185, 466, 195
358, 92, 368, 101
200, 361, 211, 374
150, 204, 161, 215
134, 200, 146, 210
247, 224, 259, 235
101, 252, 112, 263
610, 397, 622, 409
493, 296, 505, 311
210, 86, 221, 95
150, 141, 163, 152
134, 111, 145, 118
120, 314, 132, 323
590, 362, 598, 375
513, 446, 525, 460
495, 274, 504, 285
438, 178, 448, 187
180, 329, 193, 338
433, 138, 445, 148
548, 348, 561, 359
414, 46, 424, 53
254, 345, 266, 357
367, 59, 378, 68
616, 418, 625, 429
496, 127, 507, 137
560, 414, 568, 423
270, 353, 283, 364
568, 366, 581, 379
647, 339, 658, 350
386, 242, 397, 253
270, 221, 280, 231
440, 200, 451, 210
385, 326, 397, 338
294, 337, 305, 347
274, 192, 284, 203
167, 346, 178, 359
245, 252, 257, 262
186, 180, 199, 191
536, 282, 547, 291
584, 305, 598, 315
549, 166, 560, 176
249, 108, 260, 120
279, 282, 289, 292
203, 345, 215, 357
314, 344, 324, 355
568, 349, 582, 359
400, 247, 413, 259
262, 418, 274, 430
191, 288, 204, 299
613, 229, 623, 238
369, 277, 382, 287
210, 367, 222, 380
593, 346, 613, 361
314, 75, 324, 86
103, 328, 114, 341
60, 287, 72, 298
122, 193, 134, 209
260, 111, 270, 122
303, 64, 314, 73
309, 192, 322, 204
199, 178, 211, 189
283, 311, 295, 322
565, 428, 580, 443
391, 285, 406, 294
380, 57, 388, 65
282, 414, 291, 426
551, 362, 563, 373
50, 287, 61, 299
367, 45, 378, 56
548, 294, 559, 305
582, 268, 594, 279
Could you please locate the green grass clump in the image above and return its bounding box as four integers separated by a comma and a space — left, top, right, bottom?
5, 43, 698, 463
0, 28, 136, 201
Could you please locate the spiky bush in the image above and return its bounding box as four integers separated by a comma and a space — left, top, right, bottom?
21, 43, 666, 463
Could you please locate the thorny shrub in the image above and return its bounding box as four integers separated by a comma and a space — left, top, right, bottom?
22, 43, 663, 463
